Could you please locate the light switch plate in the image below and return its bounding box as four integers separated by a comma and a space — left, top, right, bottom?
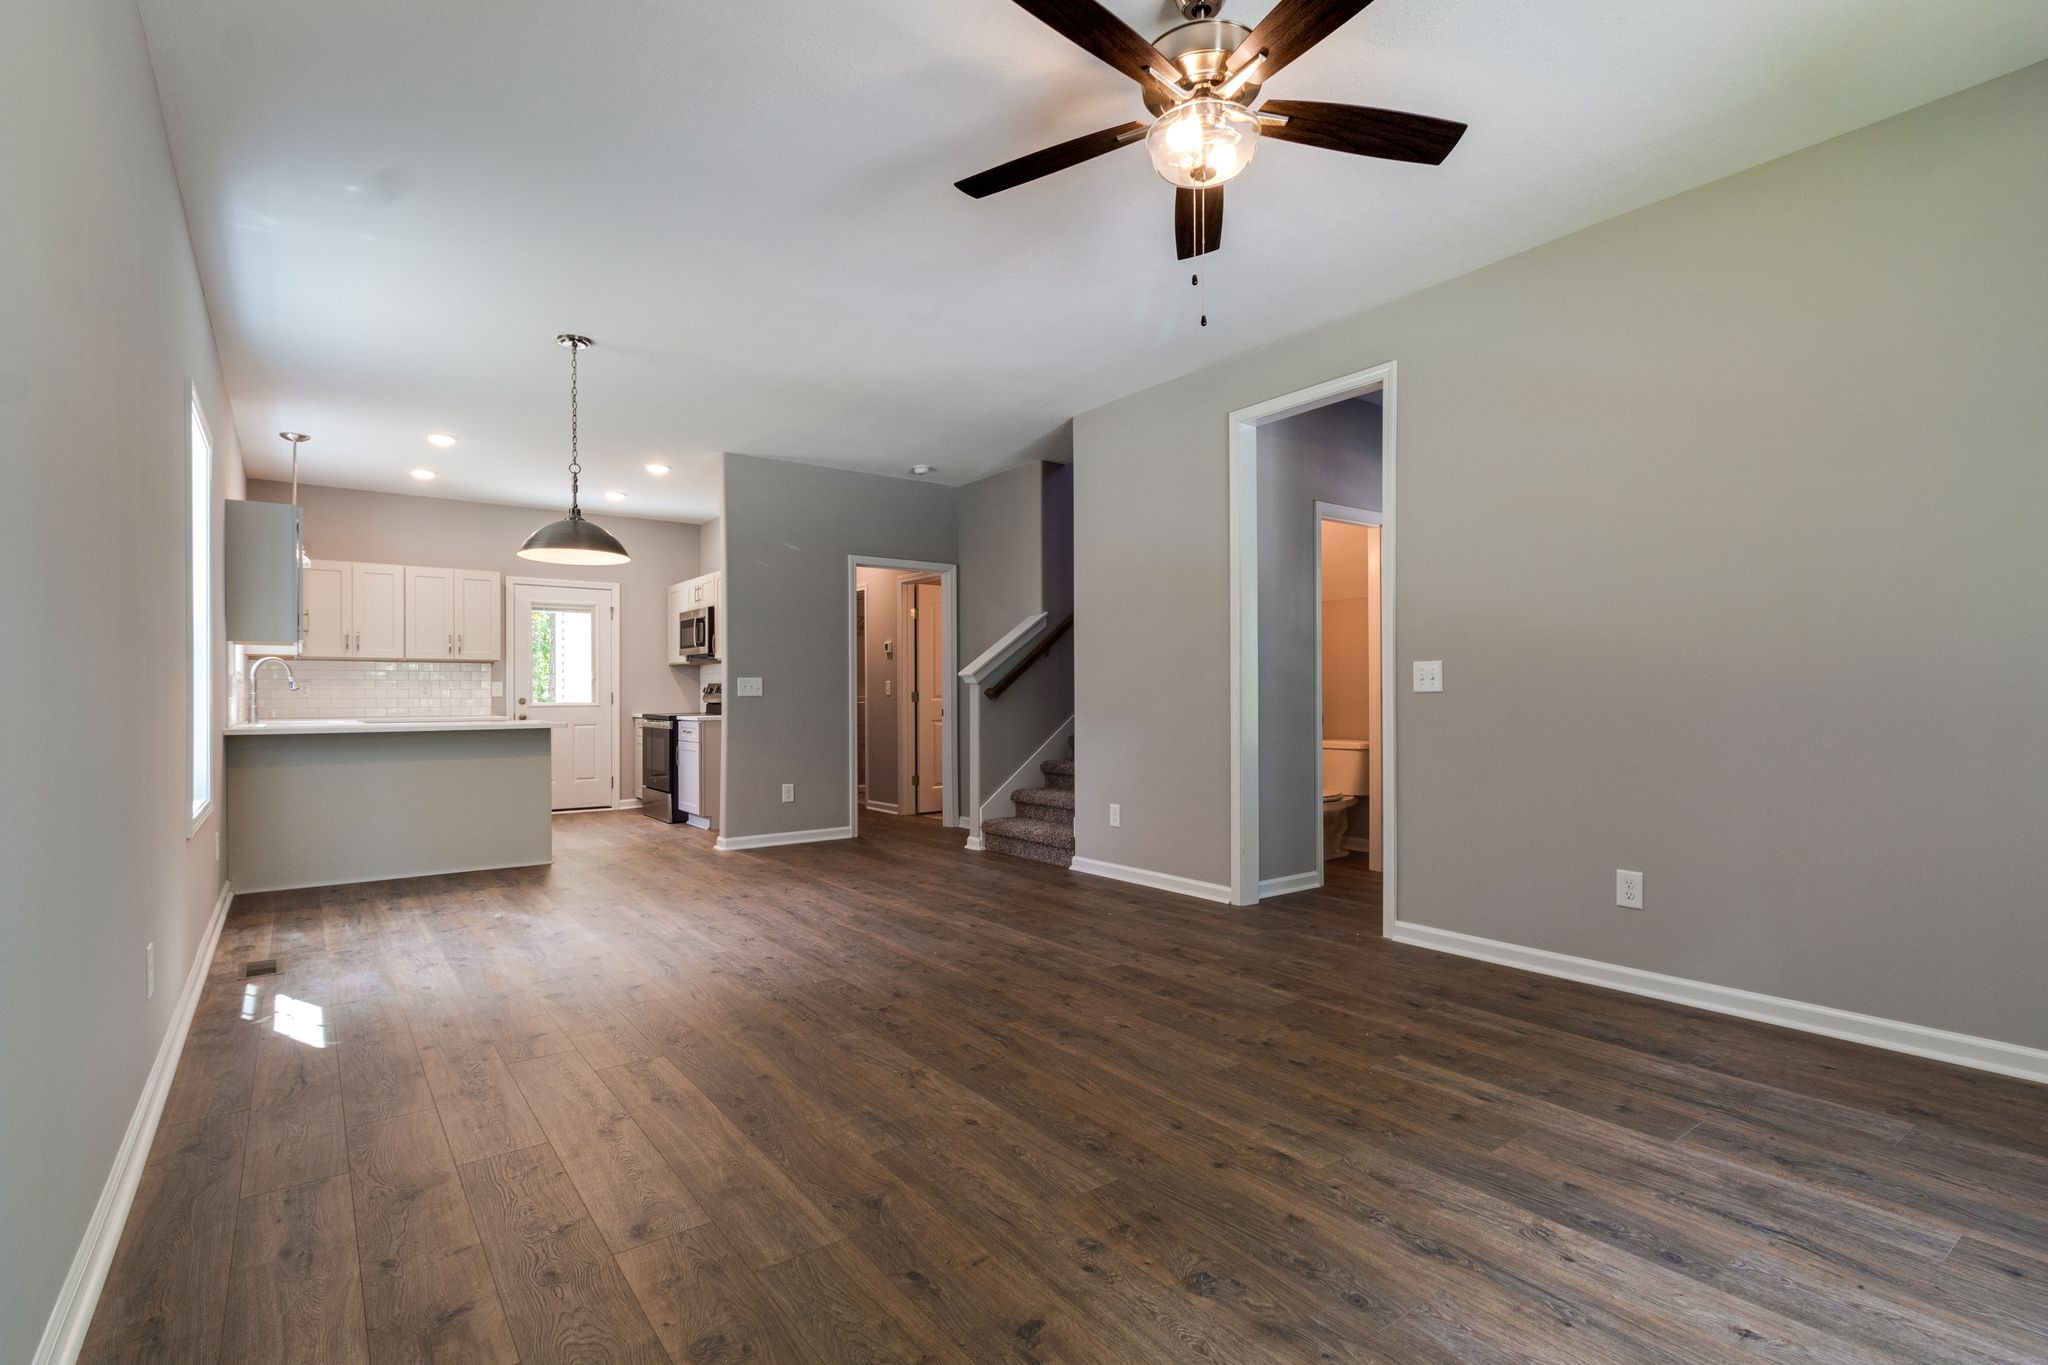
737, 677, 763, 697
1413, 660, 1444, 693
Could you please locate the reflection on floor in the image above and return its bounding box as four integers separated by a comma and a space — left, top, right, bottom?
80, 811, 2048, 1364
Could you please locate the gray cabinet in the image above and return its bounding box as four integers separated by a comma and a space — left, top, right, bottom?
224, 501, 303, 645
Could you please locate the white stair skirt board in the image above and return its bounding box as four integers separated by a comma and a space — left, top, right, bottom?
1258, 870, 1323, 897
1392, 922, 2048, 1086
35, 880, 235, 1365
715, 825, 855, 852
1070, 856, 1234, 904
979, 715, 1076, 830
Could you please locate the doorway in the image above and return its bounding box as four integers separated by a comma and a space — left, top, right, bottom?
846, 557, 958, 833
509, 577, 620, 811
1317, 506, 1384, 876
1228, 363, 1398, 924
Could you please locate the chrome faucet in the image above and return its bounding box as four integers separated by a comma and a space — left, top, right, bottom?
246, 655, 299, 723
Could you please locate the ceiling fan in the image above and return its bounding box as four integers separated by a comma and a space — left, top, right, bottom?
955, 0, 1466, 260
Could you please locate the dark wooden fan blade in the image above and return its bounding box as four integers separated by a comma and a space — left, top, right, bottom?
1224, 0, 1377, 83
1258, 100, 1466, 164
1006, 0, 1185, 100
956, 121, 1148, 198
1174, 185, 1225, 260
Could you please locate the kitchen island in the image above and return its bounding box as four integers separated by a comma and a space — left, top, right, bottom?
225, 718, 552, 892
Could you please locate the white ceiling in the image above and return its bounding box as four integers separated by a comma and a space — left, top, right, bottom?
139, 0, 2048, 522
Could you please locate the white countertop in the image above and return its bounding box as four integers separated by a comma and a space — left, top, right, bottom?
226, 717, 552, 736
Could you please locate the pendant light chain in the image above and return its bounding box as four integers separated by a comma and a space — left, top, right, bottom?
567, 340, 582, 514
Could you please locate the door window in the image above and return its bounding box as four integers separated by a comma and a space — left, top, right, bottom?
528, 605, 596, 704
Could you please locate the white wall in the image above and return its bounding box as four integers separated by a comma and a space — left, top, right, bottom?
1074, 63, 2048, 1050
1, 0, 244, 1354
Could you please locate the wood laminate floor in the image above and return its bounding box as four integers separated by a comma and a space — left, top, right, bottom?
82, 811, 2048, 1363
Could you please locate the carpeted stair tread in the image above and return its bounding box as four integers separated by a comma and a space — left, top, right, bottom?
983, 816, 1075, 850
1040, 758, 1075, 778
1011, 785, 1076, 814
984, 834, 1073, 867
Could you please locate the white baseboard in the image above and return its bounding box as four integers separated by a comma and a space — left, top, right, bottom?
234, 857, 552, 895
981, 715, 1076, 826
35, 879, 235, 1365
964, 834, 985, 852
613, 798, 644, 811
1071, 856, 1234, 905
1259, 870, 1322, 897
1343, 836, 1372, 853
1390, 922, 2048, 1086
715, 825, 854, 852
864, 800, 900, 815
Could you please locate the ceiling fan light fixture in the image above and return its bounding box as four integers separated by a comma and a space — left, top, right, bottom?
1147, 97, 1259, 188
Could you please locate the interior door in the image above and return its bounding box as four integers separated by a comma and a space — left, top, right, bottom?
300, 560, 352, 658
511, 580, 616, 810
404, 566, 454, 659
454, 570, 502, 660
351, 563, 405, 658
912, 579, 944, 815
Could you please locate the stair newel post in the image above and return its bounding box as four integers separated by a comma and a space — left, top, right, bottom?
965, 687, 986, 851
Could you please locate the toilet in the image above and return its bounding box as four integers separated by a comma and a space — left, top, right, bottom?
1321, 741, 1369, 861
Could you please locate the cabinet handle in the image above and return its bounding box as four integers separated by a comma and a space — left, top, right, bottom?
447, 633, 453, 655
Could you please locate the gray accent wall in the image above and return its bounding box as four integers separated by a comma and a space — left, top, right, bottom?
720, 454, 960, 838
1257, 398, 1382, 883
2, 0, 244, 1355
248, 480, 703, 777
1074, 63, 2048, 1050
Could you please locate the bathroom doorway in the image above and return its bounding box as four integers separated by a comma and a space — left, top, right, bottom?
1317, 505, 1384, 875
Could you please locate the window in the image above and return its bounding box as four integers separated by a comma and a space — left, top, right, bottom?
528, 605, 596, 704
189, 392, 212, 831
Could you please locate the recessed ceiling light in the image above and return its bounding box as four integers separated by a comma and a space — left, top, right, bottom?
909, 464, 935, 476
604, 490, 626, 502
644, 461, 671, 475
426, 433, 459, 448
409, 468, 436, 481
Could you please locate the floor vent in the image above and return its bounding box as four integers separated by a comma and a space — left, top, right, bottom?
243, 959, 279, 977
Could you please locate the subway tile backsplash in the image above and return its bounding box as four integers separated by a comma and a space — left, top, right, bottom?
250, 660, 495, 719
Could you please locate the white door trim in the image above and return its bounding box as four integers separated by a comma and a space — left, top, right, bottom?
506, 575, 621, 811
1312, 502, 1384, 894
1228, 361, 1398, 930
847, 557, 959, 835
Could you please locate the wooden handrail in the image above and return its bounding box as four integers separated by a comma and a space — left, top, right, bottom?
985, 614, 1072, 700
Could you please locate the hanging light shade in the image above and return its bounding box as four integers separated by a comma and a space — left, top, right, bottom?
520, 333, 630, 565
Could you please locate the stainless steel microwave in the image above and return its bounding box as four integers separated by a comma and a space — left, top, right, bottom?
678, 605, 716, 662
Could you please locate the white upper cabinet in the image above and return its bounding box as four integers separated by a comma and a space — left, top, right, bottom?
352, 563, 406, 658
454, 570, 502, 660
300, 560, 353, 659
404, 566, 456, 659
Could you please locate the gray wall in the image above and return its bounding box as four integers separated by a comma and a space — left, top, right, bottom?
959, 462, 1073, 805
721, 454, 959, 837
1, 0, 243, 1354
249, 480, 703, 778
1257, 398, 1382, 882
1075, 63, 2048, 1050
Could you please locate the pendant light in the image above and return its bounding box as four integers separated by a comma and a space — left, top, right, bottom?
279, 431, 312, 568
519, 333, 630, 565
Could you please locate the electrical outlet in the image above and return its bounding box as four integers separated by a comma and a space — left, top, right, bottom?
216, 829, 223, 862
145, 942, 156, 1000
781, 783, 795, 803
883, 679, 891, 697
737, 677, 763, 697
491, 681, 504, 697
1616, 870, 1644, 909
1108, 803, 1121, 828
1413, 660, 1444, 693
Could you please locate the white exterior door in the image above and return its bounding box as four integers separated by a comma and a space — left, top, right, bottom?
301, 560, 352, 658
511, 580, 617, 810
351, 563, 406, 658
454, 571, 502, 660
404, 566, 455, 659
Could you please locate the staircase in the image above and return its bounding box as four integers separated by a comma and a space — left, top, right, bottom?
983, 754, 1076, 867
